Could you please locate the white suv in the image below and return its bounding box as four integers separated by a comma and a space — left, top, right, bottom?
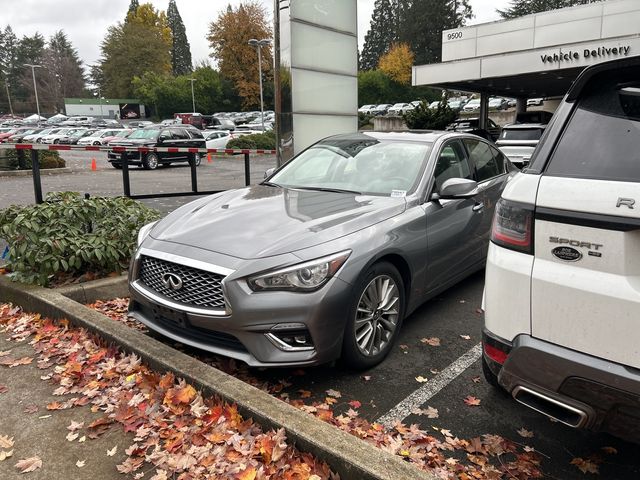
482, 56, 640, 443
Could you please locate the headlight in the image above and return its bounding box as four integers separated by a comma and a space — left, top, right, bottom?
247, 250, 351, 292
137, 221, 158, 246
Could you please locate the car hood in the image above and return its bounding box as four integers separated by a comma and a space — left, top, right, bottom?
151, 185, 406, 259
110, 138, 156, 146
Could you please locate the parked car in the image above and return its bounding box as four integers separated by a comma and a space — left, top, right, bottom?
447, 99, 466, 111
403, 101, 423, 114
78, 129, 129, 146
446, 118, 501, 141
387, 103, 411, 116
488, 97, 509, 110
108, 126, 205, 169
371, 104, 392, 116
0, 128, 22, 142
23, 128, 57, 143
204, 130, 232, 149
61, 116, 95, 126
463, 98, 481, 112
58, 128, 98, 145
358, 104, 376, 115
128, 131, 516, 368
482, 56, 640, 443
6, 127, 44, 143
102, 129, 133, 145
526, 98, 544, 106
495, 124, 546, 168
41, 128, 84, 144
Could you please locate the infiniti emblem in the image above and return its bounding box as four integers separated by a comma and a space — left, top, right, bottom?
162, 272, 183, 291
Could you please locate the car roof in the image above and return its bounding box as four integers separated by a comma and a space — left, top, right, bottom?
503, 123, 547, 129
326, 131, 452, 143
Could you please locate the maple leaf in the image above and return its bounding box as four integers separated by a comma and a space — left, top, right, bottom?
235, 466, 257, 480
298, 389, 312, 398
0, 384, 7, 394
517, 427, 534, 438
415, 376, 429, 383
106, 446, 117, 456
412, 406, 439, 418
399, 344, 409, 350
0, 356, 33, 368
76, 459, 86, 468
67, 420, 84, 432
463, 396, 481, 406
0, 450, 13, 462
571, 457, 600, 474
348, 400, 362, 409
0, 435, 15, 448
420, 337, 440, 346
601, 446, 618, 455
460, 334, 471, 340
164, 383, 196, 405
471, 376, 481, 383
15, 456, 42, 473
325, 397, 337, 405
326, 389, 341, 398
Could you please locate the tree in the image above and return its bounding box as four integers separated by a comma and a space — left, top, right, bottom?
498, 0, 603, 19
360, 0, 397, 71
12, 33, 46, 111
207, 1, 272, 109
167, 0, 192, 75
0, 26, 19, 113
126, 0, 140, 20
378, 43, 414, 85
99, 3, 171, 98
398, 0, 473, 65
403, 98, 456, 129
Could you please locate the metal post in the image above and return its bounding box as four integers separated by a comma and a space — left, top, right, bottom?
189, 78, 196, 113
244, 153, 251, 186
479, 92, 489, 131
4, 79, 13, 116
24, 64, 42, 119
190, 156, 198, 193
31, 150, 43, 204
121, 152, 131, 197
257, 46, 265, 132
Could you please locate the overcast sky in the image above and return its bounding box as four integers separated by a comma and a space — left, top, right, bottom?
0, 0, 511, 68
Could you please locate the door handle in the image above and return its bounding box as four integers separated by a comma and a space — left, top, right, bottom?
472, 202, 484, 212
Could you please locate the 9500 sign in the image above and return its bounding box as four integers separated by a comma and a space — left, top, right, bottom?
447, 31, 463, 40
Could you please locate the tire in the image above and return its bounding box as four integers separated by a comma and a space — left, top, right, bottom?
142, 153, 159, 170
53, 139, 59, 144
192, 153, 201, 166
93, 141, 101, 146
111, 163, 122, 169
342, 262, 405, 369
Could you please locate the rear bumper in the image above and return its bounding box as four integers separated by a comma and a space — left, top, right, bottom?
486, 331, 640, 443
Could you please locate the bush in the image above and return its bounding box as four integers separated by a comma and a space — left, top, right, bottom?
0, 149, 66, 170
403, 99, 457, 130
358, 113, 374, 129
0, 192, 160, 286
227, 130, 276, 150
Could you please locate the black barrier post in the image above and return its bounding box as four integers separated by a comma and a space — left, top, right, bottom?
189, 155, 198, 193
121, 152, 131, 197
244, 153, 251, 186
31, 149, 43, 204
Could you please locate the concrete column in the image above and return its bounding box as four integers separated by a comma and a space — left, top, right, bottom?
479, 93, 489, 130
516, 98, 527, 114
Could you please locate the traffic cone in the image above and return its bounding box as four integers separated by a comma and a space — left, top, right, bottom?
207, 153, 212, 163
91, 158, 97, 171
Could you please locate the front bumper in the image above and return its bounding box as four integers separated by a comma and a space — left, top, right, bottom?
486, 332, 640, 443
128, 246, 353, 367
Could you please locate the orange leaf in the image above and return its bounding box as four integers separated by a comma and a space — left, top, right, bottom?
463, 396, 481, 406
236, 467, 257, 480
164, 384, 196, 405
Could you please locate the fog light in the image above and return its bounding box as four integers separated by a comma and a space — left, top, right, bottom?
265, 328, 314, 352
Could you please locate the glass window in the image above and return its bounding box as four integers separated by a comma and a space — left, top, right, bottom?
546, 66, 640, 182
464, 138, 501, 181
171, 129, 190, 139
433, 141, 472, 191
500, 128, 543, 141
490, 145, 507, 172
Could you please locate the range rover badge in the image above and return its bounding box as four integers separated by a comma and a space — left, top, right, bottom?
552, 246, 582, 262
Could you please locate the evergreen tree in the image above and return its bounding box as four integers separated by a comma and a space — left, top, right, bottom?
127, 0, 140, 20
167, 0, 192, 75
40, 31, 86, 112
498, 0, 603, 19
13, 33, 46, 108
398, 0, 472, 65
360, 0, 397, 71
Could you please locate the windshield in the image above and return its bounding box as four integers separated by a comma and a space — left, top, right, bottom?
501, 128, 543, 141
70, 130, 87, 137
128, 129, 160, 140
115, 130, 131, 137
269, 136, 431, 196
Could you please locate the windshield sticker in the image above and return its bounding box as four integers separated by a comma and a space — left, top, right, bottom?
390, 190, 406, 198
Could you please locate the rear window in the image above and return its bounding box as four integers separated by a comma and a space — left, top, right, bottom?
500, 128, 543, 141
546, 65, 640, 182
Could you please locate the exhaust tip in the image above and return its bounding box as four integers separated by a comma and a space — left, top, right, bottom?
512, 386, 588, 428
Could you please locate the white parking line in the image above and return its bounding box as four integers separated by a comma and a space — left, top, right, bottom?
376, 343, 482, 428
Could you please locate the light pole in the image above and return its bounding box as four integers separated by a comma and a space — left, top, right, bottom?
24, 64, 42, 119
96, 86, 104, 118
2, 72, 13, 116
188, 78, 196, 113
248, 38, 271, 132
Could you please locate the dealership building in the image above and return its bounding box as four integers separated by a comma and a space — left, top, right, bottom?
63, 98, 146, 120
412, 0, 639, 127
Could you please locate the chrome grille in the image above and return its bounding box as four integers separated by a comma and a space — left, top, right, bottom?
138, 255, 226, 310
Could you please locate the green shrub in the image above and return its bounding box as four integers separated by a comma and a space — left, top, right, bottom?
0, 192, 160, 286
403, 99, 457, 130
1, 149, 66, 170
227, 130, 276, 151
358, 113, 373, 129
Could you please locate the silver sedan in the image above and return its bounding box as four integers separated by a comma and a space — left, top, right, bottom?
129, 131, 516, 368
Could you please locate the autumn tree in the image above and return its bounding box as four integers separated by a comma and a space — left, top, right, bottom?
398, 0, 473, 65
378, 43, 414, 85
498, 0, 603, 19
207, 1, 272, 109
360, 0, 397, 71
126, 0, 140, 20
98, 3, 171, 98
167, 0, 192, 75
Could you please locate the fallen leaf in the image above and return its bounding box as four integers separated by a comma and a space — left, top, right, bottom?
0, 435, 14, 449
430, 368, 439, 375
517, 428, 534, 438
0, 350, 11, 357
348, 400, 362, 409
106, 446, 117, 456
464, 396, 481, 406
78, 436, 86, 443
298, 389, 312, 399
76, 459, 86, 468
0, 384, 7, 394
326, 389, 341, 398
415, 376, 429, 383
602, 446, 618, 455
235, 466, 257, 480
0, 450, 13, 461
325, 397, 337, 405
66, 432, 79, 442
471, 376, 481, 383
361, 375, 371, 381
23, 405, 38, 414
67, 420, 84, 432
571, 457, 599, 474
15, 456, 42, 473
459, 334, 471, 340
524, 446, 535, 452
420, 337, 440, 347
0, 356, 33, 368
399, 344, 409, 350
412, 406, 439, 418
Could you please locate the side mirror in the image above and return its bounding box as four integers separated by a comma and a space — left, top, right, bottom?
264, 167, 275, 179
435, 178, 478, 200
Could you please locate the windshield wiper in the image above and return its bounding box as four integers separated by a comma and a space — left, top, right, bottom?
292, 186, 362, 195
261, 181, 282, 188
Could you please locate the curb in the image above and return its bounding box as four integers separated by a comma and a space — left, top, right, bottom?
54, 275, 129, 304
0, 275, 437, 480
0, 167, 72, 177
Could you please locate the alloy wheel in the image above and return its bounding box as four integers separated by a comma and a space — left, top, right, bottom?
354, 275, 400, 357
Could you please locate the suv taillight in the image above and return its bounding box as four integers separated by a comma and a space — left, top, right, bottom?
490, 199, 534, 254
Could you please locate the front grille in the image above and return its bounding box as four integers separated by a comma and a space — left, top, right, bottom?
138, 255, 226, 310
